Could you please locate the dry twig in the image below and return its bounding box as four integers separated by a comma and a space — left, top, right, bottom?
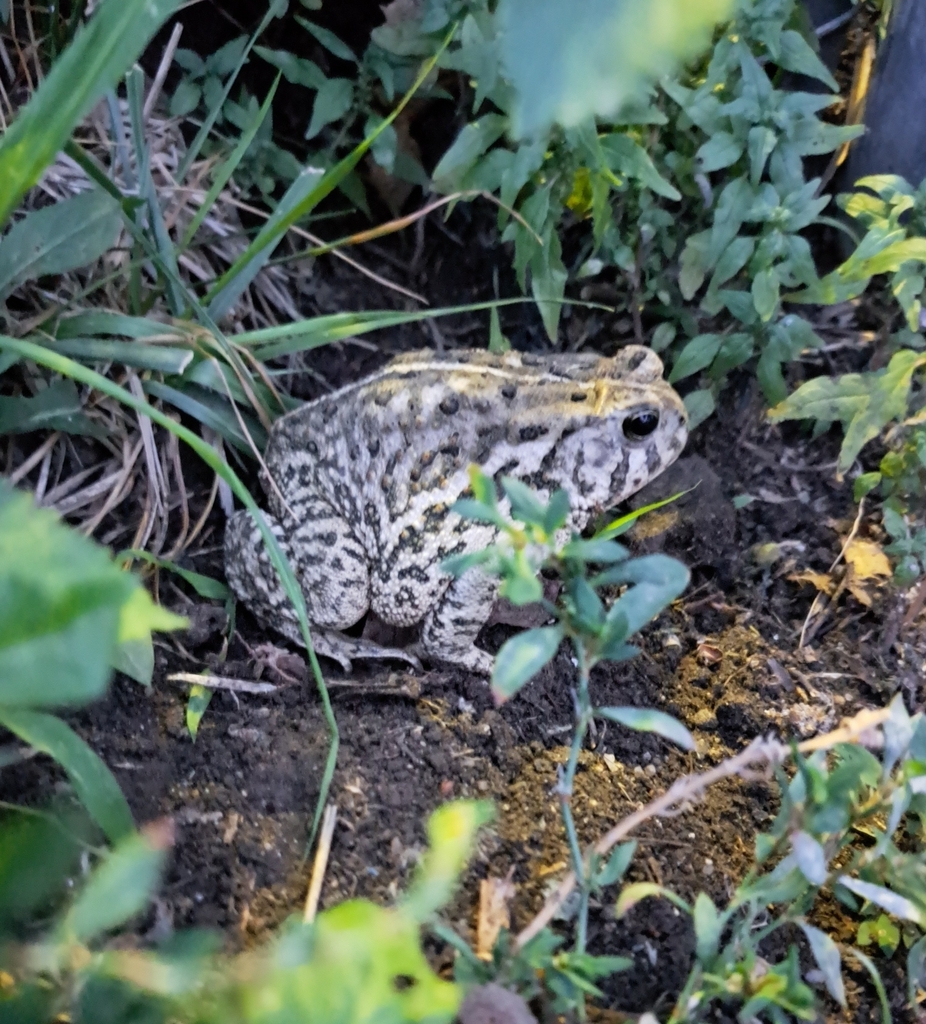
514, 706, 890, 949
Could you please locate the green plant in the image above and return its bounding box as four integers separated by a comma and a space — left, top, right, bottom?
0, 481, 185, 841
446, 466, 693, 959
648, 695, 926, 1022
2, 799, 491, 1024
791, 175, 926, 328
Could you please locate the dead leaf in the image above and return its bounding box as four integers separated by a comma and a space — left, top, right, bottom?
789, 570, 835, 594
846, 575, 874, 607
476, 873, 516, 960
844, 538, 891, 580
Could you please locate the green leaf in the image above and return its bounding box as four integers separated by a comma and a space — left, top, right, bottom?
710, 332, 754, 380
0, 377, 105, 439
693, 892, 722, 963
569, 578, 605, 633
491, 626, 563, 703
595, 555, 690, 636
208, 35, 248, 76
0, 708, 133, 843
254, 46, 326, 88
0, 483, 133, 707
616, 882, 690, 918
169, 78, 201, 117
769, 350, 926, 475
791, 830, 827, 884
61, 827, 168, 942
752, 266, 780, 321
747, 125, 777, 186
498, 0, 734, 137
0, 0, 182, 227
265, 901, 460, 1022
501, 569, 543, 606
186, 683, 213, 740
531, 228, 567, 341
708, 177, 755, 264
697, 131, 744, 172
488, 306, 510, 353
501, 476, 547, 526
403, 801, 494, 922
432, 115, 508, 191
599, 133, 680, 199
679, 231, 710, 299
117, 549, 230, 601
0, 810, 85, 926
470, 465, 500, 508
451, 498, 505, 526
595, 707, 695, 750
0, 190, 121, 297
561, 538, 628, 564
296, 16, 358, 62
305, 77, 354, 140
684, 388, 715, 429
710, 235, 756, 289
543, 489, 571, 534
112, 587, 186, 685
669, 334, 722, 383
595, 841, 637, 887
776, 30, 838, 90
441, 549, 495, 577
854, 472, 882, 501
595, 490, 690, 539
42, 336, 193, 374
837, 876, 925, 924
907, 935, 926, 1007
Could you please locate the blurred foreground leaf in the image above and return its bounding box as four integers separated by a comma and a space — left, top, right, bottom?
498, 0, 734, 137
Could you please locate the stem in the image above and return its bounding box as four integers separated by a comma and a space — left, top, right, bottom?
558, 643, 595, 957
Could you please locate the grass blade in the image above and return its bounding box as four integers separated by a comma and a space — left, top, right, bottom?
126, 66, 185, 315
45, 337, 193, 374
142, 379, 267, 453
205, 28, 455, 304
238, 298, 528, 361
0, 707, 134, 843
176, 0, 288, 182
0, 0, 182, 226
0, 336, 338, 845
180, 74, 281, 250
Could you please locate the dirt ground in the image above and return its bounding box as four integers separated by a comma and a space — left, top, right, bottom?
4, 211, 926, 1022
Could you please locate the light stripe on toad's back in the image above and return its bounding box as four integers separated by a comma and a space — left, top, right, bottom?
224, 346, 688, 674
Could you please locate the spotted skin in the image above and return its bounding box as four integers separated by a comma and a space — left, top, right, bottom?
224, 346, 688, 674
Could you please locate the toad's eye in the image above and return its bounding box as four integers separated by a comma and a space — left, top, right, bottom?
623, 410, 660, 440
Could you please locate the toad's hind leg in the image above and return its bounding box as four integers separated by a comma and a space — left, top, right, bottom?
418, 568, 498, 676
224, 508, 421, 672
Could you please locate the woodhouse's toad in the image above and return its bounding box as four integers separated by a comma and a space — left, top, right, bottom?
224, 346, 688, 674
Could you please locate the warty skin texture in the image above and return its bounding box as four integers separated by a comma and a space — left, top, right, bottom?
225, 345, 688, 674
